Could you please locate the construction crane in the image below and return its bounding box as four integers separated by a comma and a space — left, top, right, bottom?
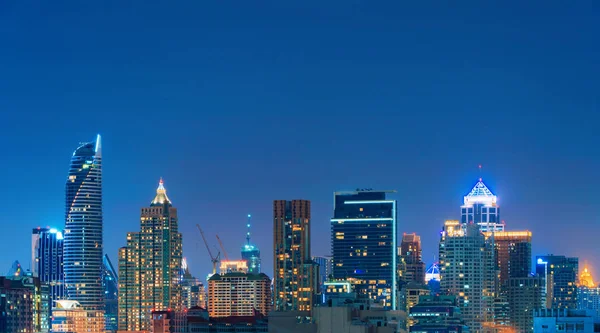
215, 234, 230, 261
196, 224, 220, 275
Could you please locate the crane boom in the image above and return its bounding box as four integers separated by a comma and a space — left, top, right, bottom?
215, 235, 230, 261
196, 224, 220, 275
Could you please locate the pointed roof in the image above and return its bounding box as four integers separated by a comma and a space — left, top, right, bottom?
580, 267, 596, 288
151, 178, 172, 205
463, 178, 497, 206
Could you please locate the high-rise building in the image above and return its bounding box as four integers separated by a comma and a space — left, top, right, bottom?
0, 275, 46, 333
461, 179, 503, 232
536, 255, 579, 309
273, 200, 317, 312
439, 220, 496, 333
507, 276, 543, 333
312, 256, 333, 293
483, 231, 532, 292
64, 135, 104, 312
208, 272, 272, 317
102, 255, 118, 333
399, 233, 425, 284
51, 300, 105, 333
118, 179, 183, 331
241, 214, 261, 274
32, 227, 64, 318
331, 190, 398, 309
578, 267, 600, 321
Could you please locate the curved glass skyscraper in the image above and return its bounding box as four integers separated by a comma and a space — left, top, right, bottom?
64, 135, 104, 311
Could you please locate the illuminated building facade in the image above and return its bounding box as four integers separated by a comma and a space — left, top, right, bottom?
439, 220, 496, 333
536, 255, 579, 309
64, 135, 104, 311
425, 263, 441, 283
461, 179, 503, 232
208, 272, 272, 317
400, 233, 426, 284
51, 300, 105, 333
118, 179, 183, 331
483, 231, 532, 292
578, 267, 600, 320
331, 190, 398, 309
32, 227, 64, 320
273, 200, 317, 312
181, 259, 206, 309
0, 275, 46, 333
220, 260, 249, 274
507, 276, 543, 333
103, 255, 119, 332
241, 214, 261, 274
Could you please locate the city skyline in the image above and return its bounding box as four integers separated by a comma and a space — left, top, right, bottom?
1, 2, 598, 286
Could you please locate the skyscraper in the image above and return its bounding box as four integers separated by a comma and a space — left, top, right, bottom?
461, 179, 503, 232
118, 179, 183, 331
64, 135, 104, 311
507, 276, 543, 333
102, 255, 118, 333
331, 190, 398, 309
439, 220, 496, 333
241, 214, 261, 274
399, 233, 425, 284
536, 255, 579, 309
578, 267, 600, 321
32, 227, 64, 318
273, 200, 317, 312
0, 275, 46, 333
483, 231, 532, 292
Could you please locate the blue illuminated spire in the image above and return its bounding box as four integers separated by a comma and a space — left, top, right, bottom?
241, 214, 261, 274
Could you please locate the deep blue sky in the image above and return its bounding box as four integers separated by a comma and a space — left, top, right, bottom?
1, 2, 598, 282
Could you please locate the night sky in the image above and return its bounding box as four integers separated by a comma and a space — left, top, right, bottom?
1, 2, 598, 282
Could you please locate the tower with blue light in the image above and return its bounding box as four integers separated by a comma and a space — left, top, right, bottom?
461, 178, 503, 232
64, 134, 104, 312
241, 214, 261, 274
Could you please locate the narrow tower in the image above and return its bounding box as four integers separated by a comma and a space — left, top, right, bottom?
64, 135, 104, 311
241, 214, 261, 274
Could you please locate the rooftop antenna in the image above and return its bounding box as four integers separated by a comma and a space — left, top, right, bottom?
246, 214, 252, 245
478, 164, 483, 181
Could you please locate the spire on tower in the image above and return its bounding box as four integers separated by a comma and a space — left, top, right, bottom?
151, 178, 171, 205
246, 214, 252, 245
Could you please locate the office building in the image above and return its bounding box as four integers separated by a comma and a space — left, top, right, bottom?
118, 179, 183, 331
578, 267, 600, 321
64, 135, 104, 312
399, 233, 426, 284
208, 272, 272, 317
409, 295, 467, 333
331, 190, 398, 309
483, 231, 532, 292
103, 254, 119, 332
401, 282, 430, 315
536, 255, 579, 309
273, 200, 317, 312
439, 220, 496, 333
242, 214, 261, 274
32, 226, 64, 320
51, 300, 105, 333
0, 275, 46, 333
313, 256, 333, 293
507, 276, 543, 333
461, 179, 503, 232
188, 307, 268, 333
533, 309, 594, 333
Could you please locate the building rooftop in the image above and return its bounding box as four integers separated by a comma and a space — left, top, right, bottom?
208, 272, 270, 281
151, 178, 171, 206
463, 179, 496, 206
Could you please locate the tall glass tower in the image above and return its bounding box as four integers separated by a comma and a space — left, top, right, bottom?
64, 135, 104, 311
241, 214, 261, 274
331, 190, 397, 309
